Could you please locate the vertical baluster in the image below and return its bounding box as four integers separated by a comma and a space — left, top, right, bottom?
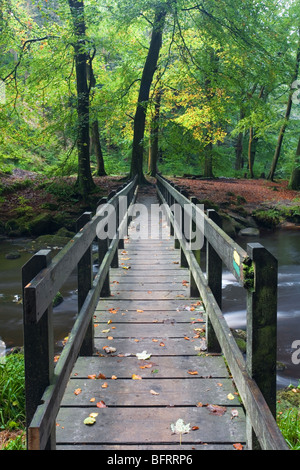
206, 209, 222, 353
246, 243, 278, 449
22, 249, 55, 449
76, 212, 94, 356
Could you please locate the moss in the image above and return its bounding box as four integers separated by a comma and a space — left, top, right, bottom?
198, 199, 219, 211
242, 257, 254, 291
252, 209, 281, 228
53, 291, 64, 308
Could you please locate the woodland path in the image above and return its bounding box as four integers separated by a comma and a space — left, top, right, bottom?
55, 186, 246, 450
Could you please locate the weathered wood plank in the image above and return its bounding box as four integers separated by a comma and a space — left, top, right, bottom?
61, 378, 241, 407
56, 406, 246, 445
94, 337, 207, 356
69, 355, 229, 379
94, 323, 205, 338
95, 299, 203, 311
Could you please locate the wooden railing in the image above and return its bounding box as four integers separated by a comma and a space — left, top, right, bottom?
22, 177, 138, 450
156, 174, 289, 451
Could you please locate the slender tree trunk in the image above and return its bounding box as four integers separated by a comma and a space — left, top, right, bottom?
91, 119, 106, 176
235, 109, 245, 170
268, 39, 300, 181
68, 0, 94, 197
88, 61, 106, 176
204, 140, 214, 178
148, 87, 162, 176
248, 126, 257, 178
130, 8, 167, 183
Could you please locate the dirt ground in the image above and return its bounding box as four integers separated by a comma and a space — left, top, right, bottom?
170, 177, 299, 213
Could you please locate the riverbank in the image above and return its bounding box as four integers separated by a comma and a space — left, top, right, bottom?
171, 176, 300, 236
0, 170, 124, 239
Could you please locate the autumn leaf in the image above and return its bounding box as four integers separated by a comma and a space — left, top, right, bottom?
97, 373, 106, 380
227, 393, 235, 400
87, 374, 96, 379
101, 382, 108, 388
90, 397, 96, 402
187, 370, 198, 375
191, 426, 199, 431
170, 419, 191, 436
207, 404, 227, 416
136, 309, 144, 313
132, 374, 142, 380
136, 351, 151, 360
233, 443, 243, 450
96, 401, 107, 408
111, 375, 117, 380
84, 416, 96, 426
150, 389, 159, 395
74, 388, 82, 395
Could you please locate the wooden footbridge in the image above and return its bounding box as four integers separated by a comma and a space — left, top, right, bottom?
22, 175, 289, 451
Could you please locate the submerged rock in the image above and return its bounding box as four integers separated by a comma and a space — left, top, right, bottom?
5, 251, 21, 260
238, 227, 260, 236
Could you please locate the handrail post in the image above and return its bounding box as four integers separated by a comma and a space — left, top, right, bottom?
190, 196, 201, 297
108, 190, 119, 268
180, 189, 189, 268
246, 243, 278, 449
76, 212, 94, 356
97, 197, 111, 297
22, 249, 55, 450
206, 209, 222, 353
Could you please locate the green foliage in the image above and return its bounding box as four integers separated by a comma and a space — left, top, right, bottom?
0, 354, 25, 430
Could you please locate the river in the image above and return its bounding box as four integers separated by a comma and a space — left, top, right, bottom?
0, 228, 299, 389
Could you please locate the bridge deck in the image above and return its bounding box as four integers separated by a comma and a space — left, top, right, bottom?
55, 187, 246, 450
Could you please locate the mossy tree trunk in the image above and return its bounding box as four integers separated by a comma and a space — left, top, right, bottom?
68, 0, 95, 197
289, 136, 300, 189
148, 86, 162, 177
130, 7, 167, 183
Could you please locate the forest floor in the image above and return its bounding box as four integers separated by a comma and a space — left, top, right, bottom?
171, 176, 299, 214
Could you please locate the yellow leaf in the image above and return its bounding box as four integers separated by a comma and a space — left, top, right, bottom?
132, 374, 142, 380
227, 393, 235, 400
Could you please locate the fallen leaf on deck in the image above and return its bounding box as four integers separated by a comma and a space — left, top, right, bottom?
97, 373, 106, 380
97, 401, 107, 408
150, 389, 159, 395
187, 370, 198, 375
191, 426, 199, 431
90, 397, 96, 402
101, 382, 108, 388
159, 342, 165, 347
207, 404, 227, 416
137, 309, 144, 313
103, 346, 117, 354
87, 374, 96, 379
102, 329, 110, 333
111, 375, 117, 380
132, 374, 142, 380
74, 388, 82, 395
170, 418, 191, 435
227, 393, 235, 400
233, 443, 243, 450
84, 416, 96, 425
231, 409, 239, 419
136, 351, 151, 360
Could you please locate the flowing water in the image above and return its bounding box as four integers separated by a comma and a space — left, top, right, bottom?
0, 228, 299, 389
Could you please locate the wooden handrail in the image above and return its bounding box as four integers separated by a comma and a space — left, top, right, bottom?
156, 175, 289, 451
22, 177, 138, 450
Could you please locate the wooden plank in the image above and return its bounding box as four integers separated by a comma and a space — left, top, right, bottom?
94, 323, 205, 338
95, 299, 203, 311
94, 310, 205, 323
61, 378, 241, 407
56, 444, 241, 450
94, 337, 207, 356
107, 291, 190, 300
70, 355, 229, 379
55, 406, 246, 445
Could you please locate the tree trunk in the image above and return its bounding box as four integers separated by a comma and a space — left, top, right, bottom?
148, 87, 162, 177
91, 119, 106, 176
268, 39, 300, 181
248, 126, 258, 178
235, 109, 245, 170
130, 8, 167, 183
68, 0, 95, 197
204, 140, 214, 178
88, 62, 106, 177
289, 136, 300, 189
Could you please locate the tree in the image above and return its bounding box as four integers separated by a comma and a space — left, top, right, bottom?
268, 36, 300, 181
130, 6, 167, 183
68, 0, 95, 197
